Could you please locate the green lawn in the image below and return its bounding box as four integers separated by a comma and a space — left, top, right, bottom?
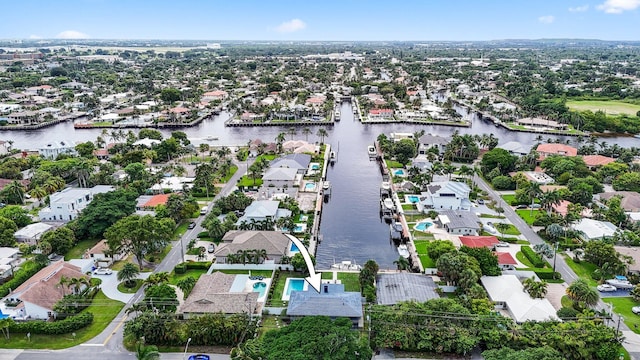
238, 176, 263, 187
385, 159, 403, 169
268, 271, 305, 307
604, 297, 640, 334
499, 224, 521, 236
566, 100, 640, 116
515, 209, 542, 225
169, 269, 209, 285
563, 256, 599, 287
401, 204, 415, 211
418, 255, 435, 268
414, 241, 428, 254
117, 279, 143, 293
65, 239, 99, 260
0, 290, 124, 349
337, 272, 360, 292
413, 241, 435, 268
515, 251, 535, 268
479, 214, 506, 219
501, 194, 517, 204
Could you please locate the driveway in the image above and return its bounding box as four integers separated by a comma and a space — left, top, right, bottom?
97, 270, 152, 303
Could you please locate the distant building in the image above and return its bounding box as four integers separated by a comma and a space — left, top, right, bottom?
497, 141, 529, 157
38, 185, 115, 222
14, 222, 53, 245
459, 235, 499, 248
582, 155, 615, 169
535, 143, 578, 160
38, 141, 77, 160
213, 231, 293, 264
571, 218, 618, 241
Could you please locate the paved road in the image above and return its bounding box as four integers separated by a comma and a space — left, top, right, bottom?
8, 348, 230, 360
474, 175, 640, 359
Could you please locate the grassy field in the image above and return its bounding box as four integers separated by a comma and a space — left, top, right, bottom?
563, 256, 599, 287
414, 241, 436, 268
337, 272, 360, 292
515, 209, 542, 225
501, 194, 517, 205
65, 239, 99, 260
566, 100, 640, 116
0, 291, 124, 349
515, 251, 535, 268
604, 297, 640, 334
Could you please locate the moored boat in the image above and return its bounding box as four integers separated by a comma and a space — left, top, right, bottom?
397, 244, 410, 258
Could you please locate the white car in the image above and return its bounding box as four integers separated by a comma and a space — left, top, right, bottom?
93, 268, 113, 275
596, 284, 617, 292
633, 306, 640, 315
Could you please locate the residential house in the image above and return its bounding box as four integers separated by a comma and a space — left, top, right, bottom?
480, 275, 559, 323
436, 210, 480, 235
418, 134, 450, 156
150, 177, 194, 193
282, 140, 318, 154
38, 185, 115, 222
269, 154, 312, 174
38, 141, 77, 159
582, 155, 615, 169
181, 272, 259, 318
496, 141, 529, 157
517, 118, 568, 130
6, 111, 40, 125
535, 143, 578, 160
420, 181, 471, 211
459, 235, 499, 249
236, 200, 292, 227
213, 231, 293, 264
571, 218, 618, 241
262, 167, 298, 189
10, 261, 89, 320
287, 283, 363, 328
0, 247, 21, 280
368, 109, 394, 120
201, 90, 228, 102
376, 273, 440, 305
248, 139, 276, 157
496, 252, 518, 271
135, 194, 171, 214
84, 239, 125, 267
597, 191, 640, 212
14, 222, 53, 245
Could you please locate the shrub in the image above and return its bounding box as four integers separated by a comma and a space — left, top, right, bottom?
174, 263, 187, 274
522, 246, 545, 268
197, 231, 208, 238
185, 261, 211, 270
10, 312, 93, 335
534, 269, 561, 280
491, 176, 515, 190
557, 306, 579, 320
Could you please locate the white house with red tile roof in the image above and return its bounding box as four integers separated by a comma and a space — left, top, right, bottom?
202, 90, 228, 101
582, 154, 615, 168
459, 235, 499, 248
10, 261, 89, 320
368, 109, 394, 120
495, 252, 517, 270
535, 143, 578, 160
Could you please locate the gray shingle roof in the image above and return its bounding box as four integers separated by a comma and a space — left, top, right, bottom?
438, 210, 480, 230
262, 167, 297, 181
376, 273, 440, 305
287, 284, 362, 318
270, 153, 311, 170
215, 231, 291, 258
181, 272, 258, 314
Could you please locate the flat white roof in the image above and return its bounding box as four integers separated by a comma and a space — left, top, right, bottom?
481, 275, 559, 323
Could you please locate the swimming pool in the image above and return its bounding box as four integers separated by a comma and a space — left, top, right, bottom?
282, 278, 307, 301
252, 282, 267, 299
304, 182, 316, 191
394, 169, 406, 176
414, 221, 433, 232
406, 195, 420, 203
310, 163, 320, 170
290, 242, 300, 252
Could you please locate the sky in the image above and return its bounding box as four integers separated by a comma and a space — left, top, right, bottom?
2, 0, 640, 41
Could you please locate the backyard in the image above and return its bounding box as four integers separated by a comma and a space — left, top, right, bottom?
414, 240, 435, 268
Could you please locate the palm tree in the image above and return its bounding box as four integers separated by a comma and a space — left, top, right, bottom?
29, 186, 47, 204
523, 276, 548, 298
135, 339, 160, 360
525, 181, 542, 217
58, 275, 70, 296
255, 249, 268, 264
176, 276, 197, 299
0, 317, 14, 340
275, 132, 286, 153
302, 127, 312, 141
566, 278, 599, 310
316, 128, 328, 144
125, 303, 147, 317
2, 181, 25, 204
393, 256, 410, 271
118, 263, 140, 288
287, 127, 297, 140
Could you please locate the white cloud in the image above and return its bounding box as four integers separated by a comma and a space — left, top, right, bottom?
56, 30, 89, 39
275, 19, 306, 33
569, 5, 590, 12
538, 15, 555, 23
597, 0, 640, 13
29, 35, 42, 39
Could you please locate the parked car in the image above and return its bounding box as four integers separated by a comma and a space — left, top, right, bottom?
477, 199, 485, 205
529, 204, 542, 209
597, 284, 617, 292
93, 268, 113, 275
632, 306, 640, 315
188, 355, 210, 360
515, 204, 528, 209
495, 242, 510, 248
188, 222, 196, 229
207, 244, 215, 253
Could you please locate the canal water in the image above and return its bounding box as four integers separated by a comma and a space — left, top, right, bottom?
2, 100, 639, 269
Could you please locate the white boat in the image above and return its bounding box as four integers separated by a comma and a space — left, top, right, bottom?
605, 279, 634, 289
397, 244, 410, 259
331, 260, 362, 271
334, 109, 341, 121
330, 151, 336, 163
380, 182, 391, 191
383, 198, 395, 210
322, 181, 331, 190
204, 135, 218, 141
367, 145, 376, 157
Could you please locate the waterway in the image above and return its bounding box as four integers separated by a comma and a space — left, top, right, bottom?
2, 100, 639, 269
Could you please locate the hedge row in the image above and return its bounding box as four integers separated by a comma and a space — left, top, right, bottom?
0, 261, 45, 297
522, 246, 546, 268
10, 312, 94, 335
174, 261, 211, 274
534, 269, 562, 280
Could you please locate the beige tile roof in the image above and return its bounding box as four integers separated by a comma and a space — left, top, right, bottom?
181, 272, 258, 314
215, 231, 290, 258
14, 261, 88, 311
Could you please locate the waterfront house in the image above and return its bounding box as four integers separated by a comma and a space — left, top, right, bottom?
262, 167, 298, 189
181, 271, 258, 318
14, 222, 53, 245
571, 218, 618, 241
269, 154, 312, 175
535, 143, 578, 160
376, 273, 440, 305
9, 260, 89, 320
418, 134, 450, 156
6, 111, 40, 125
213, 231, 293, 264
480, 275, 559, 323
496, 141, 529, 157
368, 109, 394, 120
236, 200, 292, 228
287, 283, 363, 328
419, 181, 471, 211
437, 210, 480, 235
517, 117, 568, 130
38, 185, 115, 222
38, 141, 77, 159
582, 154, 616, 169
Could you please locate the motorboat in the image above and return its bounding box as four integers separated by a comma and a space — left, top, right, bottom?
605, 279, 634, 289
380, 181, 391, 191
322, 181, 331, 191
334, 109, 341, 121
367, 145, 376, 158
331, 260, 362, 271
330, 151, 336, 163
204, 135, 218, 141
383, 198, 395, 211
397, 244, 410, 259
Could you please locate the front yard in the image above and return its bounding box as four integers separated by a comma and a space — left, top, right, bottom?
604, 297, 640, 334
515, 209, 542, 225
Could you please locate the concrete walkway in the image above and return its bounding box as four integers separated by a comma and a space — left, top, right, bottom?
98, 271, 152, 303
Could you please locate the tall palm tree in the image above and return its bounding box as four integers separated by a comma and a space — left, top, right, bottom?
58, 275, 70, 296
118, 263, 140, 288
525, 181, 542, 217
29, 186, 47, 204
302, 127, 311, 141
287, 127, 297, 140
176, 276, 196, 299
566, 278, 599, 310
316, 128, 328, 144
393, 256, 410, 271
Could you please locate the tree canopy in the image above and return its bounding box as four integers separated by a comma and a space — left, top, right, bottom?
73, 189, 138, 239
